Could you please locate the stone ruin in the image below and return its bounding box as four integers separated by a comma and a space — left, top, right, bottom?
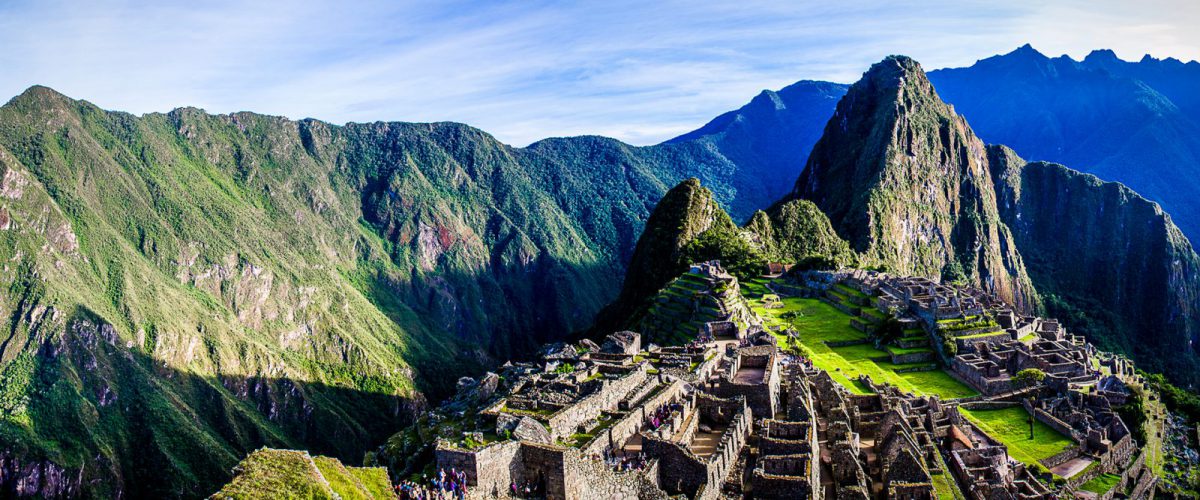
422, 268, 1154, 499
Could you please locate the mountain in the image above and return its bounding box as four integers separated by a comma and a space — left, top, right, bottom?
792, 56, 1200, 383
928, 45, 1200, 242
1079, 48, 1200, 123
594, 177, 855, 336
665, 80, 848, 218
791, 56, 1041, 312
0, 81, 845, 497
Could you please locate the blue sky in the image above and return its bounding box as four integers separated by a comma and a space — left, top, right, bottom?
1, 0, 1197, 146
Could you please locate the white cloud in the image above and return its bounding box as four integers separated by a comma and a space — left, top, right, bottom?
0, 0, 1196, 146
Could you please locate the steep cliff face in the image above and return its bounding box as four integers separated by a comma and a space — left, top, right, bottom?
989, 146, 1200, 377
787, 56, 1200, 384
792, 56, 1040, 311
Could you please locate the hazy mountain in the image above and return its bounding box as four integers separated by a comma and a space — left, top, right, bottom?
665, 80, 848, 218
928, 44, 1200, 242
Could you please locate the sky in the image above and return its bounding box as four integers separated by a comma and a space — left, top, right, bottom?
1, 0, 1197, 146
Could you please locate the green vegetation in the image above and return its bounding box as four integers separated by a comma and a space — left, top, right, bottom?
1079, 473, 1121, 495
746, 292, 976, 399
212, 450, 393, 499
1144, 372, 1200, 425
959, 407, 1074, 469
1011, 368, 1046, 388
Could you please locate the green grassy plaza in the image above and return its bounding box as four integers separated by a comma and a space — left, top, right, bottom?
1079, 473, 1121, 495
958, 407, 1075, 470
742, 281, 977, 400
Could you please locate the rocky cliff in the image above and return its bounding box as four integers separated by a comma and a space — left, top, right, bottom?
989, 147, 1200, 377
792, 56, 1040, 312
790, 56, 1200, 384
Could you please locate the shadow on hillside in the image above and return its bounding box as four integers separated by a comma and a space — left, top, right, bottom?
356, 253, 627, 395
0, 306, 423, 499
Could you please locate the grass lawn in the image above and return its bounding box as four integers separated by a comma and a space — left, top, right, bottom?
834, 283, 869, 299
741, 279, 771, 297
888, 345, 933, 355
745, 290, 977, 400
959, 407, 1075, 469
1080, 473, 1121, 495
955, 330, 1006, 339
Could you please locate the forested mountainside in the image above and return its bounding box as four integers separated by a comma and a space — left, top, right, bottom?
789, 56, 1200, 384
0, 80, 842, 497
928, 44, 1200, 243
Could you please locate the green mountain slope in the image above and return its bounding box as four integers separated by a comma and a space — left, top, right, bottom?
0, 80, 845, 497
989, 149, 1200, 377
595, 178, 854, 334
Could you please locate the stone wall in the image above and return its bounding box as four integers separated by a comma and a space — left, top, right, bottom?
643, 437, 708, 498
581, 379, 685, 457
521, 443, 568, 499
545, 363, 649, 439
890, 350, 935, 365
1025, 399, 1085, 443
1037, 444, 1082, 469
751, 469, 815, 500
643, 395, 751, 500
435, 440, 522, 499
561, 449, 646, 500
760, 436, 813, 456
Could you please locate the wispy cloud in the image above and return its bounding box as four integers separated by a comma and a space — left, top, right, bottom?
1, 0, 1196, 146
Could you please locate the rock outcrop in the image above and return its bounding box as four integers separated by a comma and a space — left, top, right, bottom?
791, 55, 1040, 312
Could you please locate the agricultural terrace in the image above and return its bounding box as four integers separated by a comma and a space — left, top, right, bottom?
742, 279, 977, 400
959, 407, 1075, 471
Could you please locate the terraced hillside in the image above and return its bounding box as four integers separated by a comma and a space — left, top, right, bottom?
212, 449, 393, 499
634, 265, 759, 345
740, 278, 977, 400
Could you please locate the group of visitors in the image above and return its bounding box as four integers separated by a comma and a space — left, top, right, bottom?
393, 468, 469, 500
647, 401, 684, 430
509, 477, 545, 498
608, 451, 648, 472
394, 479, 437, 499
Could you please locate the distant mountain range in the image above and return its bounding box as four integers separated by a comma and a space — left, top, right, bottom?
928, 44, 1200, 243
1, 46, 1199, 498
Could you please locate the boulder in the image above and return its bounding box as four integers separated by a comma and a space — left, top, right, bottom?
513, 417, 552, 444
475, 372, 500, 402
579, 339, 601, 352
543, 343, 578, 360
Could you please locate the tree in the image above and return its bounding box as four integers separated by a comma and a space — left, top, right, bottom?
1012, 368, 1046, 388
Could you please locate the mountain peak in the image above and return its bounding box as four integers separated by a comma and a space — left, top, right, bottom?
793, 55, 1040, 310
1008, 43, 1047, 59
6, 85, 73, 108
862, 55, 925, 85
1084, 48, 1121, 64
